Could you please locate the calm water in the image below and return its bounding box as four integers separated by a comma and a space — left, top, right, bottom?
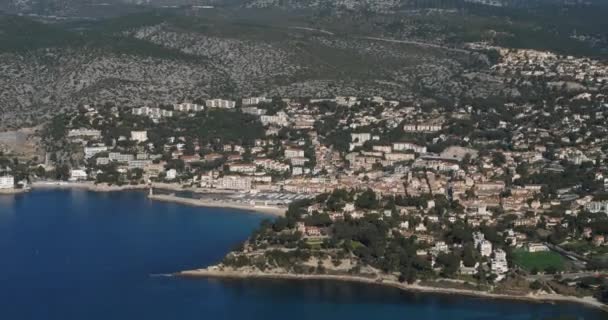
0, 190, 605, 320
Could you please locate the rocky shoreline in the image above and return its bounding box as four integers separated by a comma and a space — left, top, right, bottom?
177, 267, 608, 313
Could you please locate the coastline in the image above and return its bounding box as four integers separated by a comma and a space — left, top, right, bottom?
177, 267, 608, 312
0, 188, 30, 195
148, 194, 286, 217
23, 181, 606, 312
28, 181, 286, 216
31, 181, 148, 192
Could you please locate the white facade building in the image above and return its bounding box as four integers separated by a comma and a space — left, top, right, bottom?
260, 112, 289, 126
109, 153, 134, 162
68, 129, 101, 139
173, 103, 204, 112
491, 249, 509, 279
217, 176, 251, 190
392, 142, 427, 153
69, 169, 88, 181
242, 97, 270, 106
349, 133, 372, 151
130, 131, 148, 143
205, 99, 236, 109
480, 240, 493, 257
284, 148, 305, 159
132, 107, 173, 119
84, 146, 108, 159
165, 169, 177, 180
0, 175, 15, 189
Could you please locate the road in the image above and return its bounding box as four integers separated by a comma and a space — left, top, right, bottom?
359, 36, 472, 54
288, 25, 471, 54
527, 271, 606, 281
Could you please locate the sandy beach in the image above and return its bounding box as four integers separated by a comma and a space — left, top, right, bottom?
148, 194, 286, 216
177, 267, 608, 312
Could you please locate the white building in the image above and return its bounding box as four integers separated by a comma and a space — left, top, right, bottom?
165, 169, 177, 180
205, 99, 236, 109
217, 176, 251, 190
260, 112, 289, 126
284, 147, 305, 159
0, 175, 15, 189
173, 102, 204, 112
84, 146, 108, 159
585, 201, 608, 213
229, 163, 257, 174
128, 160, 152, 169
130, 131, 148, 143
242, 97, 270, 105
109, 153, 134, 162
69, 169, 88, 181
350, 133, 371, 150
241, 107, 266, 116
479, 240, 493, 257
491, 249, 509, 279
392, 142, 427, 153
254, 158, 290, 172
527, 243, 549, 253
68, 129, 101, 139
132, 107, 173, 119
96, 157, 110, 165
403, 123, 442, 133
432, 241, 450, 254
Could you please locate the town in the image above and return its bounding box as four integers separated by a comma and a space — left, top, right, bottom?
1, 45, 608, 305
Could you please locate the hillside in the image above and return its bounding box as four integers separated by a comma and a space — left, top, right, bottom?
0, 2, 607, 128
0, 10, 494, 128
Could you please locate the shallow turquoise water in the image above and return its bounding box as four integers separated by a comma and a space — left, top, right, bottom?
0, 190, 604, 320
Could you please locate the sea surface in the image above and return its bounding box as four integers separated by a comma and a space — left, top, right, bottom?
0, 190, 605, 320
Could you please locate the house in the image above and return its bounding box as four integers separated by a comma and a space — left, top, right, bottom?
392, 142, 426, 153
165, 169, 177, 180
242, 97, 270, 105
290, 157, 309, 166
261, 112, 289, 126
284, 147, 305, 159
205, 99, 236, 109
593, 235, 605, 246
84, 146, 108, 159
229, 163, 257, 174
130, 131, 148, 143
526, 243, 549, 252
403, 123, 442, 133
217, 176, 252, 190
68, 129, 101, 139
491, 249, 509, 278
0, 174, 14, 189
460, 261, 479, 275
349, 133, 371, 150
109, 153, 134, 162
173, 102, 204, 112
132, 107, 173, 119
128, 160, 152, 169
69, 169, 88, 181
480, 240, 493, 257
305, 226, 323, 237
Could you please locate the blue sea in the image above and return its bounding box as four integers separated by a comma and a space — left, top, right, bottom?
0, 190, 605, 320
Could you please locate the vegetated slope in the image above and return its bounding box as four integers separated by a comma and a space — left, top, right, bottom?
0, 11, 495, 129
